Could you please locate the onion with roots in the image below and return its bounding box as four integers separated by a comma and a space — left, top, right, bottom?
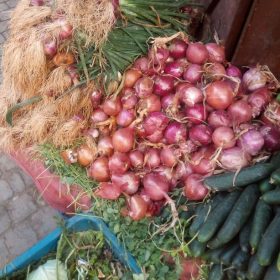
248, 87, 271, 117
175, 162, 193, 181
139, 94, 161, 113
143, 112, 169, 135
103, 97, 122, 116
121, 89, 138, 109
164, 122, 187, 144
260, 125, 280, 152
77, 145, 96, 167
160, 146, 179, 167
186, 42, 209, 64
97, 136, 114, 156
133, 57, 149, 73
112, 128, 134, 153
154, 75, 176, 96
208, 110, 232, 128
164, 61, 184, 78
116, 109, 135, 127
177, 84, 203, 107
135, 76, 154, 98
127, 195, 148, 221
212, 126, 236, 148
185, 104, 207, 124
184, 174, 209, 201
149, 47, 169, 66
228, 100, 252, 124
189, 124, 212, 146
129, 150, 144, 168
238, 129, 264, 156
111, 172, 140, 195
205, 43, 225, 63
243, 67, 267, 91
109, 152, 130, 174
91, 109, 108, 123
183, 64, 203, 84
144, 148, 161, 169
169, 39, 188, 59
88, 157, 110, 182
191, 147, 216, 175
226, 65, 242, 78
124, 69, 142, 88
95, 182, 121, 200
90, 90, 102, 108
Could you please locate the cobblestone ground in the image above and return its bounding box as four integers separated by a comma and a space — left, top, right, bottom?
0, 1, 59, 269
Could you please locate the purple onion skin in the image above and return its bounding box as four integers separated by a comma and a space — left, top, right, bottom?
238, 129, 264, 156
260, 125, 280, 152
154, 75, 176, 96
164, 122, 187, 144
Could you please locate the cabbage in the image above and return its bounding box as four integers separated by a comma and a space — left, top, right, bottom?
27, 260, 68, 280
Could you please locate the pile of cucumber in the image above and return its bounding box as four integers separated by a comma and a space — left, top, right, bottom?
187, 153, 280, 279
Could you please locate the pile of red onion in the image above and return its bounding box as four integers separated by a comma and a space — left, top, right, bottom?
62, 38, 280, 221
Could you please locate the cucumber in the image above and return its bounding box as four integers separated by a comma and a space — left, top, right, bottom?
189, 195, 223, 237
271, 168, 280, 185
189, 239, 206, 257
204, 163, 274, 191
249, 200, 273, 253
257, 212, 280, 266
203, 247, 225, 264
220, 242, 239, 265
197, 191, 240, 243
247, 255, 267, 280
208, 185, 260, 249
259, 178, 275, 193
226, 268, 236, 280
270, 152, 280, 167
264, 261, 280, 280
208, 264, 224, 280
239, 217, 253, 253
236, 271, 247, 280
232, 250, 250, 270
262, 189, 280, 205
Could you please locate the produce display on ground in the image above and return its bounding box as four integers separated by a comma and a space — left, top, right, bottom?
1, 0, 280, 279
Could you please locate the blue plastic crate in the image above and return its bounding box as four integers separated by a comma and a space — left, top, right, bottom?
0, 215, 142, 277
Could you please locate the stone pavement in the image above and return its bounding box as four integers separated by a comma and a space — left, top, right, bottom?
0, 0, 59, 269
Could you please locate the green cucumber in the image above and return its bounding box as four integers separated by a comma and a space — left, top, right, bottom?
208, 264, 224, 280
239, 217, 253, 253
226, 268, 236, 280
232, 250, 250, 270
270, 152, 280, 167
262, 189, 280, 205
264, 262, 280, 280
189, 239, 206, 257
220, 242, 239, 265
204, 163, 274, 191
271, 168, 280, 185
236, 271, 247, 280
249, 200, 273, 253
247, 255, 267, 280
208, 185, 259, 249
203, 247, 225, 264
259, 178, 275, 193
198, 191, 240, 243
257, 212, 280, 266
277, 251, 280, 272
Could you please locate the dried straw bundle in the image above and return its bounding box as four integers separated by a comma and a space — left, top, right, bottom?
56, 0, 116, 46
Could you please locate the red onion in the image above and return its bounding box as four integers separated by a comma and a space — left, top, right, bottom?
111, 172, 140, 195
116, 109, 135, 127
161, 94, 176, 110
108, 152, 130, 174
206, 81, 234, 110
88, 157, 110, 182
90, 90, 102, 108
121, 88, 138, 109
59, 22, 73, 40
219, 147, 250, 171
91, 109, 108, 123
174, 162, 193, 181
243, 67, 267, 91
169, 39, 188, 59
189, 124, 212, 146
139, 94, 161, 113
128, 195, 148, 220
124, 69, 142, 88
177, 57, 189, 68
183, 64, 203, 84
85, 128, 99, 139
208, 110, 232, 128
103, 97, 122, 116
149, 47, 169, 66
112, 127, 134, 153
260, 125, 280, 152
43, 37, 57, 57
97, 136, 114, 156
60, 149, 77, 164
205, 62, 226, 79
186, 42, 209, 65
226, 65, 242, 78
205, 43, 225, 63
135, 76, 154, 98
178, 84, 203, 107
95, 182, 121, 200
143, 173, 170, 201
129, 150, 144, 168
164, 61, 184, 78
184, 174, 209, 201
248, 87, 271, 117
228, 100, 252, 124
238, 129, 264, 156
164, 122, 187, 144
185, 104, 207, 124
30, 0, 44, 6
154, 75, 175, 96
146, 130, 164, 143
133, 57, 149, 74
212, 126, 236, 148
144, 148, 161, 169
143, 112, 169, 135
160, 146, 178, 167
67, 65, 79, 84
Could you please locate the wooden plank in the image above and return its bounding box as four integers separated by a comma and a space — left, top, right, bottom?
232, 0, 280, 78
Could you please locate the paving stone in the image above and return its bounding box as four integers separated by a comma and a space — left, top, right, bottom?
0, 154, 18, 171
8, 193, 37, 223
0, 19, 7, 32
4, 222, 37, 257
19, 169, 35, 188
0, 207, 11, 234
7, 172, 26, 193
6, 0, 17, 8
0, 3, 8, 12
0, 10, 10, 21
0, 238, 9, 269
31, 207, 58, 239
0, 33, 5, 44
0, 180, 13, 204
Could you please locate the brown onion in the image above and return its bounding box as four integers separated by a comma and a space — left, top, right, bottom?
77, 145, 96, 167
